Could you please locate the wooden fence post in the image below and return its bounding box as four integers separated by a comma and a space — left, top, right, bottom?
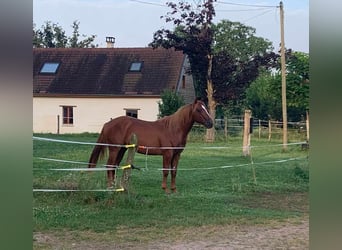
57, 115, 60, 134
242, 110, 252, 156
306, 110, 310, 141
268, 118, 272, 141
224, 116, 228, 139
120, 133, 137, 191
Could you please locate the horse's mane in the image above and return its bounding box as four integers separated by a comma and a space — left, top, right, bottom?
159, 103, 193, 130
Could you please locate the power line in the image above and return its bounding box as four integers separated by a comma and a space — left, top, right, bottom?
216, 7, 273, 12
217, 1, 278, 8
128, 0, 278, 26
242, 9, 275, 22
129, 0, 279, 11
129, 0, 166, 7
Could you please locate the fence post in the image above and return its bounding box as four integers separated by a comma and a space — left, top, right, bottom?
120, 133, 137, 191
57, 115, 60, 134
268, 117, 272, 141
306, 110, 310, 141
224, 116, 228, 139
258, 119, 261, 139
242, 110, 252, 156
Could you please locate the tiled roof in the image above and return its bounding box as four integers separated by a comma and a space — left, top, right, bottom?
33, 47, 186, 96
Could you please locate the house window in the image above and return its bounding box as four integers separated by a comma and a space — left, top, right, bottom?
125, 109, 138, 118
40, 62, 60, 74
62, 106, 74, 125
129, 62, 143, 72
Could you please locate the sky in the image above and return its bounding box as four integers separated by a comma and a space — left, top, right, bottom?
33, 0, 309, 53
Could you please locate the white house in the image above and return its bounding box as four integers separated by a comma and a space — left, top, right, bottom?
33, 47, 195, 134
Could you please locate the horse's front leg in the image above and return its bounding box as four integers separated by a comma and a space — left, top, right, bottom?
162, 151, 172, 193
162, 169, 169, 193
170, 153, 181, 193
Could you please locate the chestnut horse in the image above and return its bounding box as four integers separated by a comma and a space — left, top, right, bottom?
88, 99, 213, 193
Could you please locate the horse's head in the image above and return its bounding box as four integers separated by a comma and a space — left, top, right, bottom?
192, 99, 213, 129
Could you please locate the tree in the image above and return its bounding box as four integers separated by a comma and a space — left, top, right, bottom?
33, 21, 67, 48
284, 51, 309, 119
245, 70, 281, 120
68, 21, 97, 48
150, 0, 216, 141
211, 20, 278, 115
245, 50, 309, 121
158, 90, 185, 118
33, 20, 97, 48
275, 50, 309, 121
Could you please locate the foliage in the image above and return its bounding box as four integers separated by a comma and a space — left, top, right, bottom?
151, 3, 278, 114
284, 51, 310, 115
150, 0, 217, 141
245, 71, 281, 120
33, 20, 97, 48
213, 20, 272, 61
158, 90, 185, 118
212, 20, 278, 109
245, 51, 309, 121
150, 0, 216, 101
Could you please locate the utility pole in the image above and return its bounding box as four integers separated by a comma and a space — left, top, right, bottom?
280, 1, 287, 151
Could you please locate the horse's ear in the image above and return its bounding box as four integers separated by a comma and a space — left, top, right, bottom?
194, 97, 202, 104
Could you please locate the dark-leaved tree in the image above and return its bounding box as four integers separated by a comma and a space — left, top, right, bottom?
151, 2, 278, 141
211, 20, 278, 115
150, 0, 216, 141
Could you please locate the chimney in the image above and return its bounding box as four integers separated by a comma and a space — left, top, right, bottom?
106, 36, 115, 48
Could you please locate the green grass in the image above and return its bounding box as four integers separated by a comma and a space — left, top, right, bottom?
33, 132, 309, 235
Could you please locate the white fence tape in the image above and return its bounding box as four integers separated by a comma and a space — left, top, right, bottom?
33, 136, 308, 192
33, 188, 124, 192
33, 136, 133, 148
34, 136, 306, 151
34, 157, 131, 170
158, 156, 307, 171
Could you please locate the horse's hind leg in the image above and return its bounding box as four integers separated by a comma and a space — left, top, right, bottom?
116, 148, 127, 166
106, 147, 120, 188
106, 147, 127, 188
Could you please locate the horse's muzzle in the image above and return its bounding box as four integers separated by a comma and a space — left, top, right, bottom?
205, 119, 213, 129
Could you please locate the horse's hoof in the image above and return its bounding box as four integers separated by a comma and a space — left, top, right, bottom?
162, 187, 170, 194
171, 188, 177, 193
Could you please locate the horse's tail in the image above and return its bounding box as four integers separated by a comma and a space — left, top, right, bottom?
88, 129, 107, 168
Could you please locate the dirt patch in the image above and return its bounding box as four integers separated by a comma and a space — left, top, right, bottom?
153, 218, 309, 250
33, 216, 308, 250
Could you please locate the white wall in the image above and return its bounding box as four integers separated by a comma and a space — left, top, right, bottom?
33, 97, 161, 134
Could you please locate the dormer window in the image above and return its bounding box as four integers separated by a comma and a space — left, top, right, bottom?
129, 62, 143, 72
40, 62, 60, 74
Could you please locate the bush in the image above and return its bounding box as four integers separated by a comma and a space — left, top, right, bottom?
158, 90, 185, 118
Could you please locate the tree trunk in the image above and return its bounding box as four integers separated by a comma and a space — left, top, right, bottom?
205, 54, 216, 142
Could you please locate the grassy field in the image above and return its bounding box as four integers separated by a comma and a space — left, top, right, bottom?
33, 132, 309, 248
